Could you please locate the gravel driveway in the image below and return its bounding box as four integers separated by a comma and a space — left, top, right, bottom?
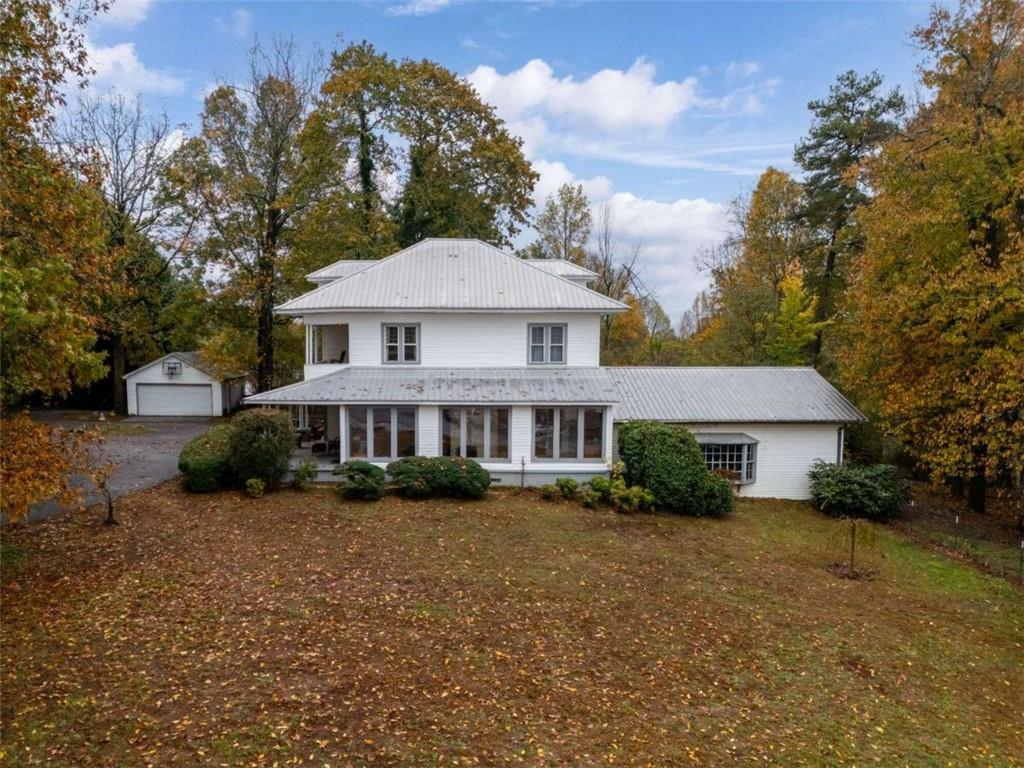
26, 412, 214, 522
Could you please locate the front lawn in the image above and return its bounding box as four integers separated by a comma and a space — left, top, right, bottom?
1, 486, 1021, 766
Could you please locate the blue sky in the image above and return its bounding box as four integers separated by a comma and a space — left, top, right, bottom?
84, 0, 932, 321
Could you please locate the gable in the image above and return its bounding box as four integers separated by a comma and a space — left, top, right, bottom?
278, 239, 627, 314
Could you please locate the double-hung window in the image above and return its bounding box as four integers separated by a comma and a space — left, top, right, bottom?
348, 406, 417, 460
382, 324, 419, 364
441, 407, 510, 461
696, 434, 757, 484
528, 324, 566, 364
533, 407, 604, 460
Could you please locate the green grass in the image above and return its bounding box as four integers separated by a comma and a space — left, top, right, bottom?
1, 487, 1021, 767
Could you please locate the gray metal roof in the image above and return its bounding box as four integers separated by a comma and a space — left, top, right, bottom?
607, 367, 865, 423
524, 259, 598, 280
278, 239, 626, 314
306, 260, 375, 284
692, 432, 757, 445
245, 367, 620, 405
245, 365, 864, 422
123, 351, 246, 381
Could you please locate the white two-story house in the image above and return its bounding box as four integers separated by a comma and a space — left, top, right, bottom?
245, 238, 863, 499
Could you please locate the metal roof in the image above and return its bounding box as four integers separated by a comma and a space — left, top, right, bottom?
306, 260, 375, 283
692, 432, 757, 445
607, 367, 865, 423
245, 367, 620, 405
245, 365, 864, 423
524, 259, 598, 280
277, 239, 627, 314
123, 351, 246, 381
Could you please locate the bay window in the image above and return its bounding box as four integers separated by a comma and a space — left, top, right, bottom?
441, 407, 510, 461
695, 434, 757, 484
532, 407, 605, 461
347, 406, 417, 460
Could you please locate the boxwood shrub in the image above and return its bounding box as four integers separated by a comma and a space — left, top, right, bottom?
178, 424, 236, 492
618, 421, 733, 516
808, 461, 910, 520
227, 408, 294, 489
335, 460, 386, 501
387, 456, 491, 499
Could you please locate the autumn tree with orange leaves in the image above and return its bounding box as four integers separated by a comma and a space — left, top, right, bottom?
839, 0, 1024, 513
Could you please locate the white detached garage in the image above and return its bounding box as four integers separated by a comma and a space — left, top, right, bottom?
125, 352, 247, 417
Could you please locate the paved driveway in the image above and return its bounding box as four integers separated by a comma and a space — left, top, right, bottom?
27, 413, 214, 522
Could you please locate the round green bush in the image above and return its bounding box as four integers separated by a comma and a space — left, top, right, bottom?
227, 408, 294, 489
178, 423, 236, 492
538, 484, 559, 501
334, 460, 386, 501
555, 477, 579, 499
618, 421, 733, 516
293, 458, 318, 491
809, 461, 909, 520
387, 456, 490, 499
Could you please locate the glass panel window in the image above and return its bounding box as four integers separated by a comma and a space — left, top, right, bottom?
527, 324, 567, 365
534, 408, 554, 459
383, 324, 418, 364
559, 407, 579, 459
441, 408, 460, 457
348, 407, 367, 458
465, 408, 485, 458
397, 408, 416, 457
700, 443, 756, 483
372, 407, 392, 459
583, 408, 603, 458
490, 408, 509, 459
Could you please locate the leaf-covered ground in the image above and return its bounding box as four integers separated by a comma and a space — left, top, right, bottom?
2, 485, 1021, 766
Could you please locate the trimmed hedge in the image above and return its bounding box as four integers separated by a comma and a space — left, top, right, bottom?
619, 421, 733, 516
335, 460, 386, 501
178, 424, 235, 492
808, 461, 910, 520
227, 409, 294, 489
387, 456, 491, 499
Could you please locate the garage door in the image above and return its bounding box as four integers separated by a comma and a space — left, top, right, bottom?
137, 384, 214, 416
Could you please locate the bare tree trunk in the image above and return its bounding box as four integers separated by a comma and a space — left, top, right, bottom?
256, 210, 280, 393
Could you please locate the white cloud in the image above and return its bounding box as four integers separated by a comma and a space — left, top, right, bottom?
725, 60, 762, 80
710, 77, 781, 116
87, 41, 186, 95
532, 159, 612, 206
468, 57, 698, 133
95, 0, 153, 28
387, 0, 452, 16
215, 9, 252, 39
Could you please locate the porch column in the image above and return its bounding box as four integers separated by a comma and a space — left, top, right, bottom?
338, 405, 348, 463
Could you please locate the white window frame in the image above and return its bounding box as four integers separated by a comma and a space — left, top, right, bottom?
346, 405, 417, 460
527, 324, 567, 365
531, 406, 605, 462
700, 442, 757, 484
382, 323, 420, 365
439, 406, 511, 462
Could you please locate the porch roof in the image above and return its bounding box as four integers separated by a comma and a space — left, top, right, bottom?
244, 367, 620, 405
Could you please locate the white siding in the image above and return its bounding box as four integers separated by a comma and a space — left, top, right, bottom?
126, 360, 223, 415
305, 312, 601, 368
612, 421, 843, 500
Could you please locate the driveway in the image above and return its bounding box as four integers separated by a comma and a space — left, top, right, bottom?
27, 412, 214, 522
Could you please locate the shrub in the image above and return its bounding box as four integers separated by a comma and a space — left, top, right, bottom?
619, 421, 733, 516
586, 475, 617, 504
538, 484, 559, 501
611, 484, 655, 514
388, 456, 440, 498
178, 424, 236, 492
245, 478, 265, 498
387, 456, 490, 499
227, 409, 294, 489
334, 460, 386, 501
809, 461, 910, 520
555, 477, 579, 499
293, 458, 318, 491
700, 474, 735, 517
580, 489, 600, 509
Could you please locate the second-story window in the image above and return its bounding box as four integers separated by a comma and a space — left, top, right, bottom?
528, 324, 567, 364
382, 324, 419, 364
